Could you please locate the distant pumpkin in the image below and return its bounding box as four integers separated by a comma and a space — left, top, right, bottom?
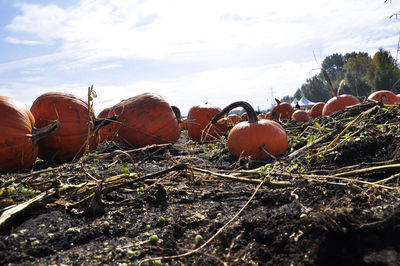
310, 102, 325, 118
322, 95, 360, 117
227, 114, 242, 126
291, 109, 310, 122
108, 93, 181, 147
271, 99, 294, 121
187, 105, 228, 141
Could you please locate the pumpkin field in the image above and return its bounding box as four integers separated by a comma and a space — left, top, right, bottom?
1, 89, 400, 265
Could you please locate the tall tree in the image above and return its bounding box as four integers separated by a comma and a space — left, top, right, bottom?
321, 53, 345, 81
343, 53, 373, 96
368, 48, 400, 92
298, 75, 332, 102
322, 52, 368, 88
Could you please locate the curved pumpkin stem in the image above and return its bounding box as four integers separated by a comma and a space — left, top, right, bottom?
32, 120, 60, 146
275, 98, 281, 105
211, 101, 258, 124
337, 79, 345, 96
171, 106, 181, 123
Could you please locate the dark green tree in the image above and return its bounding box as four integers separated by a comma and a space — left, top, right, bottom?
300, 75, 332, 102
322, 52, 368, 89
343, 53, 373, 96
321, 53, 345, 81
368, 48, 400, 93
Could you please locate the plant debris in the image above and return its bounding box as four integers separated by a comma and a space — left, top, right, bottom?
1, 101, 400, 265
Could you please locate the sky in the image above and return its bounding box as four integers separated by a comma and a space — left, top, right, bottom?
1, 0, 400, 115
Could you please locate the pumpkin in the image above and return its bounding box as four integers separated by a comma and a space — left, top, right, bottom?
322, 94, 360, 117
227, 114, 242, 126
310, 102, 325, 118
291, 109, 310, 122
271, 98, 294, 121
368, 90, 399, 105
241, 112, 248, 121
320, 70, 360, 116
180, 118, 188, 130
97, 107, 118, 142
0, 96, 59, 170
30, 92, 99, 162
108, 92, 180, 147
211, 101, 288, 159
187, 104, 228, 141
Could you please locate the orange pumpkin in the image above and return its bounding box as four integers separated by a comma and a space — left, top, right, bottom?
291, 109, 310, 122
227, 114, 242, 126
180, 118, 188, 130
187, 105, 228, 141
211, 101, 288, 159
271, 99, 294, 121
97, 107, 118, 142
30, 92, 99, 162
108, 93, 180, 147
0, 97, 59, 170
368, 90, 399, 105
322, 94, 360, 117
310, 102, 325, 118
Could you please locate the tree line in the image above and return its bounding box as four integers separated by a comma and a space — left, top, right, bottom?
281, 48, 400, 104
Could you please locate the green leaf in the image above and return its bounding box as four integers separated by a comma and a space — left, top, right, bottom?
121, 162, 130, 174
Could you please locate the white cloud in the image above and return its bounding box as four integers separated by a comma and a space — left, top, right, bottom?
4, 36, 42, 45
5, 0, 400, 65
1, 0, 400, 115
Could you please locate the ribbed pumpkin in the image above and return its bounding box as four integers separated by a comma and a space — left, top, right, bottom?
291, 109, 310, 122
271, 99, 294, 121
322, 94, 360, 117
310, 102, 325, 118
187, 105, 228, 141
30, 92, 99, 162
108, 93, 180, 147
368, 90, 399, 105
211, 101, 288, 159
0, 96, 59, 170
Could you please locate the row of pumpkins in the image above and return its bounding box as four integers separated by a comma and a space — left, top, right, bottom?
0, 90, 397, 171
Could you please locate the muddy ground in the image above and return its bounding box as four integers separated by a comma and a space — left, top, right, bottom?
1, 102, 400, 265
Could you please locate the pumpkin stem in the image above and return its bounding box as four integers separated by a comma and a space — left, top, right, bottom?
275, 98, 281, 105
337, 79, 345, 96
32, 120, 60, 146
211, 101, 258, 124
322, 69, 336, 97
171, 105, 181, 123
93, 115, 120, 133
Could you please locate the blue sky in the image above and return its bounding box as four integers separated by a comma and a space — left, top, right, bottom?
1, 0, 400, 115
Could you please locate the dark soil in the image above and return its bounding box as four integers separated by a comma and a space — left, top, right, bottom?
1, 102, 400, 265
